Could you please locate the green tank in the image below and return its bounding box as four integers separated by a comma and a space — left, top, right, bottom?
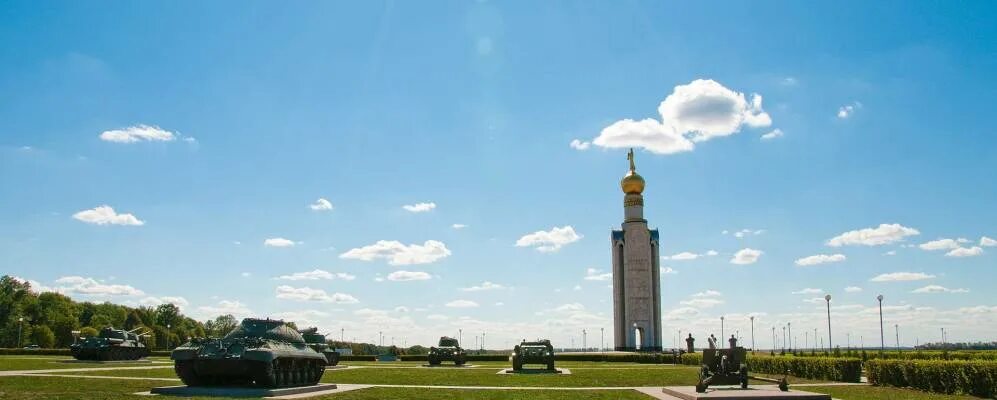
428, 336, 466, 366
70, 327, 150, 361
298, 327, 340, 366
511, 339, 555, 371
171, 318, 330, 387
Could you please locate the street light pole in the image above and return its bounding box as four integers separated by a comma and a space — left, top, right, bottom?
895, 324, 900, 352
749, 316, 755, 353
459, 329, 462, 347
771, 326, 775, 351
787, 322, 792, 352
583, 329, 587, 351
720, 316, 725, 340
782, 326, 786, 351
877, 295, 885, 351
601, 328, 604, 352
18, 317, 24, 348
341, 328, 344, 343
824, 294, 832, 350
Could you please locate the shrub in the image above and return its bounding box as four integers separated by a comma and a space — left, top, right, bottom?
748, 356, 861, 382
866, 359, 997, 397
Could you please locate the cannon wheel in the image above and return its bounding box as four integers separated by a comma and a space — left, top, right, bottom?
739, 364, 748, 389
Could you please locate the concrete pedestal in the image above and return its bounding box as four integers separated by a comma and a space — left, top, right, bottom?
148, 383, 338, 398
661, 386, 830, 400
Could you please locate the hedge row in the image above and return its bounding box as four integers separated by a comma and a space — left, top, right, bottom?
748, 356, 862, 382
679, 352, 860, 382
396, 353, 679, 363
867, 359, 997, 397
793, 350, 997, 361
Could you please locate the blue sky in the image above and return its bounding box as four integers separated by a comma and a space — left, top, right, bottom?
2, 1, 996, 349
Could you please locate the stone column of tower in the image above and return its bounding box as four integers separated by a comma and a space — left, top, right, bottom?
612, 149, 662, 352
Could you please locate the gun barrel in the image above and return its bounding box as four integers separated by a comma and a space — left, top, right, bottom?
127, 327, 144, 333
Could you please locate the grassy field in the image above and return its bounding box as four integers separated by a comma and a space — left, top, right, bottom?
0, 356, 987, 399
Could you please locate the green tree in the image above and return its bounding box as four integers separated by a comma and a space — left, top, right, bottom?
30, 324, 56, 348
207, 314, 237, 337
79, 326, 99, 338
155, 304, 181, 328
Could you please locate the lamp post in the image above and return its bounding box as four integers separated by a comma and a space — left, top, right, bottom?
166, 324, 171, 350
805, 331, 808, 352
895, 324, 900, 352
341, 328, 344, 343
459, 329, 462, 347
771, 326, 775, 351
877, 295, 885, 351
749, 316, 755, 353
17, 317, 24, 348
814, 328, 818, 352
782, 326, 786, 351
824, 294, 832, 350
601, 327, 604, 352
482, 332, 486, 351
787, 322, 792, 352
379, 331, 383, 347
720, 316, 725, 340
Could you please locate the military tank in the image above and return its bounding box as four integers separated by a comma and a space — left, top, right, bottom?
70, 327, 150, 361
511, 339, 555, 371
171, 318, 330, 387
298, 327, 340, 366
428, 336, 466, 366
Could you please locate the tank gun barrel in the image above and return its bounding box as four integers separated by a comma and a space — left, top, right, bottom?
127, 327, 145, 333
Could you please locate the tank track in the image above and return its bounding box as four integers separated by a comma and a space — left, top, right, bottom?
175, 358, 326, 387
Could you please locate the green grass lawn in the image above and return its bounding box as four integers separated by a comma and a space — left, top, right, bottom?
0, 356, 169, 371
804, 385, 981, 400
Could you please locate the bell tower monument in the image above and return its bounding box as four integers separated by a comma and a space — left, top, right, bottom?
611, 148, 662, 351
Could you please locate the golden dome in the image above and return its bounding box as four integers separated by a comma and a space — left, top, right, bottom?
620, 148, 645, 194
621, 171, 645, 194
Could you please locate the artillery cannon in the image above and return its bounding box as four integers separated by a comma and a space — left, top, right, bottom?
695, 346, 788, 393
511, 339, 555, 371
428, 336, 466, 366
70, 326, 150, 361
171, 318, 331, 387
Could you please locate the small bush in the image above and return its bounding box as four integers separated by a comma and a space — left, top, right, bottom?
866, 359, 997, 397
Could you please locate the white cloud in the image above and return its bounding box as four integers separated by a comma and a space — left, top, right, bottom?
912, 285, 969, 294
427, 314, 449, 321
760, 128, 784, 140
827, 223, 920, 247
845, 286, 863, 293
573, 285, 581, 291
794, 254, 846, 266
495, 302, 504, 306
780, 77, 798, 86
730, 248, 763, 265
515, 226, 582, 252
386, 270, 432, 281
240, 272, 251, 278
803, 297, 828, 304
662, 250, 719, 261
264, 237, 296, 248
402, 202, 436, 213
591, 79, 771, 154
692, 290, 722, 298
946, 246, 983, 258
99, 125, 176, 143
584, 268, 612, 281
870, 272, 935, 282
139, 296, 189, 308
461, 281, 506, 292
275, 285, 359, 304
275, 269, 355, 281
837, 101, 862, 119
569, 139, 591, 150
394, 306, 410, 313
445, 299, 479, 308
661, 267, 677, 274
680, 298, 724, 308
309, 198, 333, 211
340, 240, 451, 265
729, 229, 765, 238
883, 250, 897, 256
792, 288, 823, 295
197, 300, 251, 318
665, 307, 701, 321
981, 236, 997, 247
919, 238, 961, 251
452, 224, 467, 229
53, 276, 144, 296
72, 205, 144, 226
